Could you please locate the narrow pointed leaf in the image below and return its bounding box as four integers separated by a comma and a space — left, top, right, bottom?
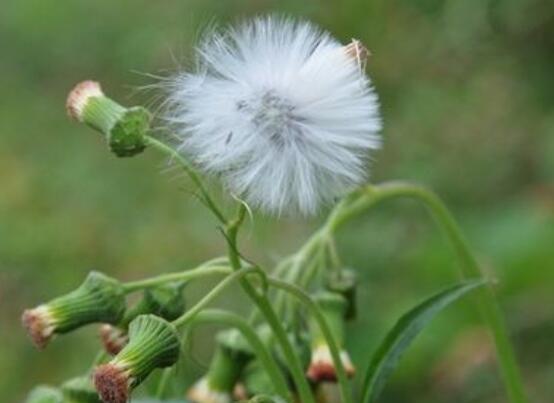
361, 279, 487, 403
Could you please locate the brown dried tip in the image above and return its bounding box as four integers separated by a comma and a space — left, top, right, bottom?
306, 346, 356, 383
21, 306, 54, 350
99, 324, 129, 356
93, 363, 130, 403
66, 80, 103, 121
344, 39, 370, 70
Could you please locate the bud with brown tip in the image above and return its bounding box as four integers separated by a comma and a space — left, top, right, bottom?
93, 314, 180, 403
66, 80, 150, 157
306, 292, 356, 383
22, 271, 126, 349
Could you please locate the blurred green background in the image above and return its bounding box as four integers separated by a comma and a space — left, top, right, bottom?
1, 0, 553, 402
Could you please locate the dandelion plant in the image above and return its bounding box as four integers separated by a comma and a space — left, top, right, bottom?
22, 16, 527, 403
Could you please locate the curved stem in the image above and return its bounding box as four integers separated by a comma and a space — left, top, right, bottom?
173, 266, 260, 328
190, 309, 292, 401
226, 204, 316, 403
326, 181, 528, 403
144, 135, 227, 224
122, 265, 232, 293
268, 277, 353, 403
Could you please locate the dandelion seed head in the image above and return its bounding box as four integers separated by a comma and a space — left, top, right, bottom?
164, 17, 382, 215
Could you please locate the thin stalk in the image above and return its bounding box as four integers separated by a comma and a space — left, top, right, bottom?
190, 309, 292, 401
144, 135, 227, 223
123, 265, 232, 293
326, 181, 528, 403
268, 277, 353, 403
226, 205, 316, 403
173, 267, 260, 328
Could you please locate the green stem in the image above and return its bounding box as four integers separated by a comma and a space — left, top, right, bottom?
226, 205, 316, 403
190, 309, 292, 401
268, 277, 353, 403
144, 135, 227, 224
326, 181, 528, 403
173, 267, 260, 328
123, 264, 231, 293
155, 367, 173, 399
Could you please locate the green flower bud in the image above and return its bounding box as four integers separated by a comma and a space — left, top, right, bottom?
22, 271, 126, 349
188, 329, 254, 402
122, 283, 186, 327
93, 314, 180, 403
66, 80, 149, 157
100, 283, 186, 355
61, 376, 101, 403
325, 268, 358, 319
25, 386, 63, 403
306, 291, 355, 382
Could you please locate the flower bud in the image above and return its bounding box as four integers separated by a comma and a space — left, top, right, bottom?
325, 268, 358, 320
99, 324, 129, 356
66, 80, 149, 157
22, 271, 126, 349
123, 282, 186, 327
306, 292, 355, 382
99, 283, 186, 355
25, 385, 63, 403
188, 329, 254, 402
61, 376, 101, 403
93, 314, 180, 403
343, 39, 370, 70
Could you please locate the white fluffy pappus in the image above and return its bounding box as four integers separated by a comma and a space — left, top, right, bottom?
164, 17, 382, 215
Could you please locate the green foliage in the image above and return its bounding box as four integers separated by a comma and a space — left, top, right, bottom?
1, 0, 553, 401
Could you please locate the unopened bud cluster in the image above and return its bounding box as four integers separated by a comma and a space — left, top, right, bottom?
99, 282, 186, 355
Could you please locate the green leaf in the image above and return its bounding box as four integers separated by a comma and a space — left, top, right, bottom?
361, 279, 487, 403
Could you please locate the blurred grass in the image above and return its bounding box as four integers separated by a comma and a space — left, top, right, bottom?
0, 0, 553, 402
